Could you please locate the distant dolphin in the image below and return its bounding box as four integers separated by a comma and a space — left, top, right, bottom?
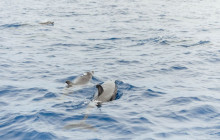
65, 71, 94, 88
64, 80, 118, 130
39, 21, 54, 26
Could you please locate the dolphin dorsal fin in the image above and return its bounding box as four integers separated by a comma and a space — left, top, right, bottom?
96, 84, 104, 96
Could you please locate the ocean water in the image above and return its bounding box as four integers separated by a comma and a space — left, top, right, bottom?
1, 0, 220, 139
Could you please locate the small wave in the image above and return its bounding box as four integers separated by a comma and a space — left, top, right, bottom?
129, 117, 153, 124
142, 89, 166, 98
117, 60, 140, 65
167, 97, 201, 105
53, 101, 88, 112
32, 92, 57, 101
52, 43, 76, 47
0, 101, 8, 106
1, 23, 23, 28
0, 129, 57, 140
0, 86, 20, 97
179, 105, 219, 120
14, 115, 35, 123
116, 80, 137, 91
179, 40, 210, 48
88, 37, 133, 41
63, 115, 85, 122
171, 65, 188, 70
37, 110, 63, 118
0, 23, 31, 29
157, 112, 189, 121
0, 64, 11, 68
132, 37, 173, 46
89, 114, 118, 123
155, 132, 171, 138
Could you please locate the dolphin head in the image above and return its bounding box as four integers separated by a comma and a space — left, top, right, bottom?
65, 80, 73, 87
85, 71, 94, 76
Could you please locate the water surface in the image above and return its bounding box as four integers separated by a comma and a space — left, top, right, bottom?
1, 0, 220, 139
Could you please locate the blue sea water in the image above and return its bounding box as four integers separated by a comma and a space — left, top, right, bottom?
1, 0, 220, 139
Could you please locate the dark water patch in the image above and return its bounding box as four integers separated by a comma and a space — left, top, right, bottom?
89, 114, 118, 123
206, 58, 220, 63
159, 14, 166, 17
14, 114, 35, 123
160, 40, 169, 45
171, 130, 189, 136
102, 37, 121, 41
179, 40, 210, 48
117, 60, 140, 65
155, 132, 170, 138
142, 89, 166, 98
88, 37, 132, 41
93, 45, 107, 50
0, 129, 57, 140
0, 23, 27, 28
157, 112, 189, 121
63, 115, 85, 122
132, 37, 172, 46
95, 121, 134, 135
155, 129, 189, 138
0, 101, 8, 106
171, 65, 188, 70
53, 100, 88, 112
140, 54, 148, 56
72, 86, 96, 98
179, 105, 219, 120
38, 110, 63, 118
27, 88, 48, 92
47, 55, 56, 58
115, 88, 123, 100
189, 105, 216, 115
130, 126, 152, 133
116, 80, 137, 91
0, 116, 15, 128
27, 88, 50, 101
44, 92, 57, 98
208, 88, 220, 91
0, 113, 35, 129
192, 125, 220, 137
129, 117, 152, 124
0, 86, 20, 97
210, 132, 220, 136
39, 28, 51, 31
52, 43, 76, 47
34, 110, 64, 123
167, 97, 201, 105
23, 60, 35, 64
25, 131, 56, 140
33, 92, 57, 101
0, 64, 11, 68
159, 65, 187, 73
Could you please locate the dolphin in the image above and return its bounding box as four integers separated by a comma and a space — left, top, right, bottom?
64, 80, 117, 130
39, 21, 54, 26
65, 71, 94, 88
93, 81, 117, 105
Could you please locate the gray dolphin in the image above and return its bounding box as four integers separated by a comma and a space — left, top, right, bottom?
93, 81, 117, 105
65, 71, 94, 88
64, 80, 117, 130
39, 21, 54, 25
